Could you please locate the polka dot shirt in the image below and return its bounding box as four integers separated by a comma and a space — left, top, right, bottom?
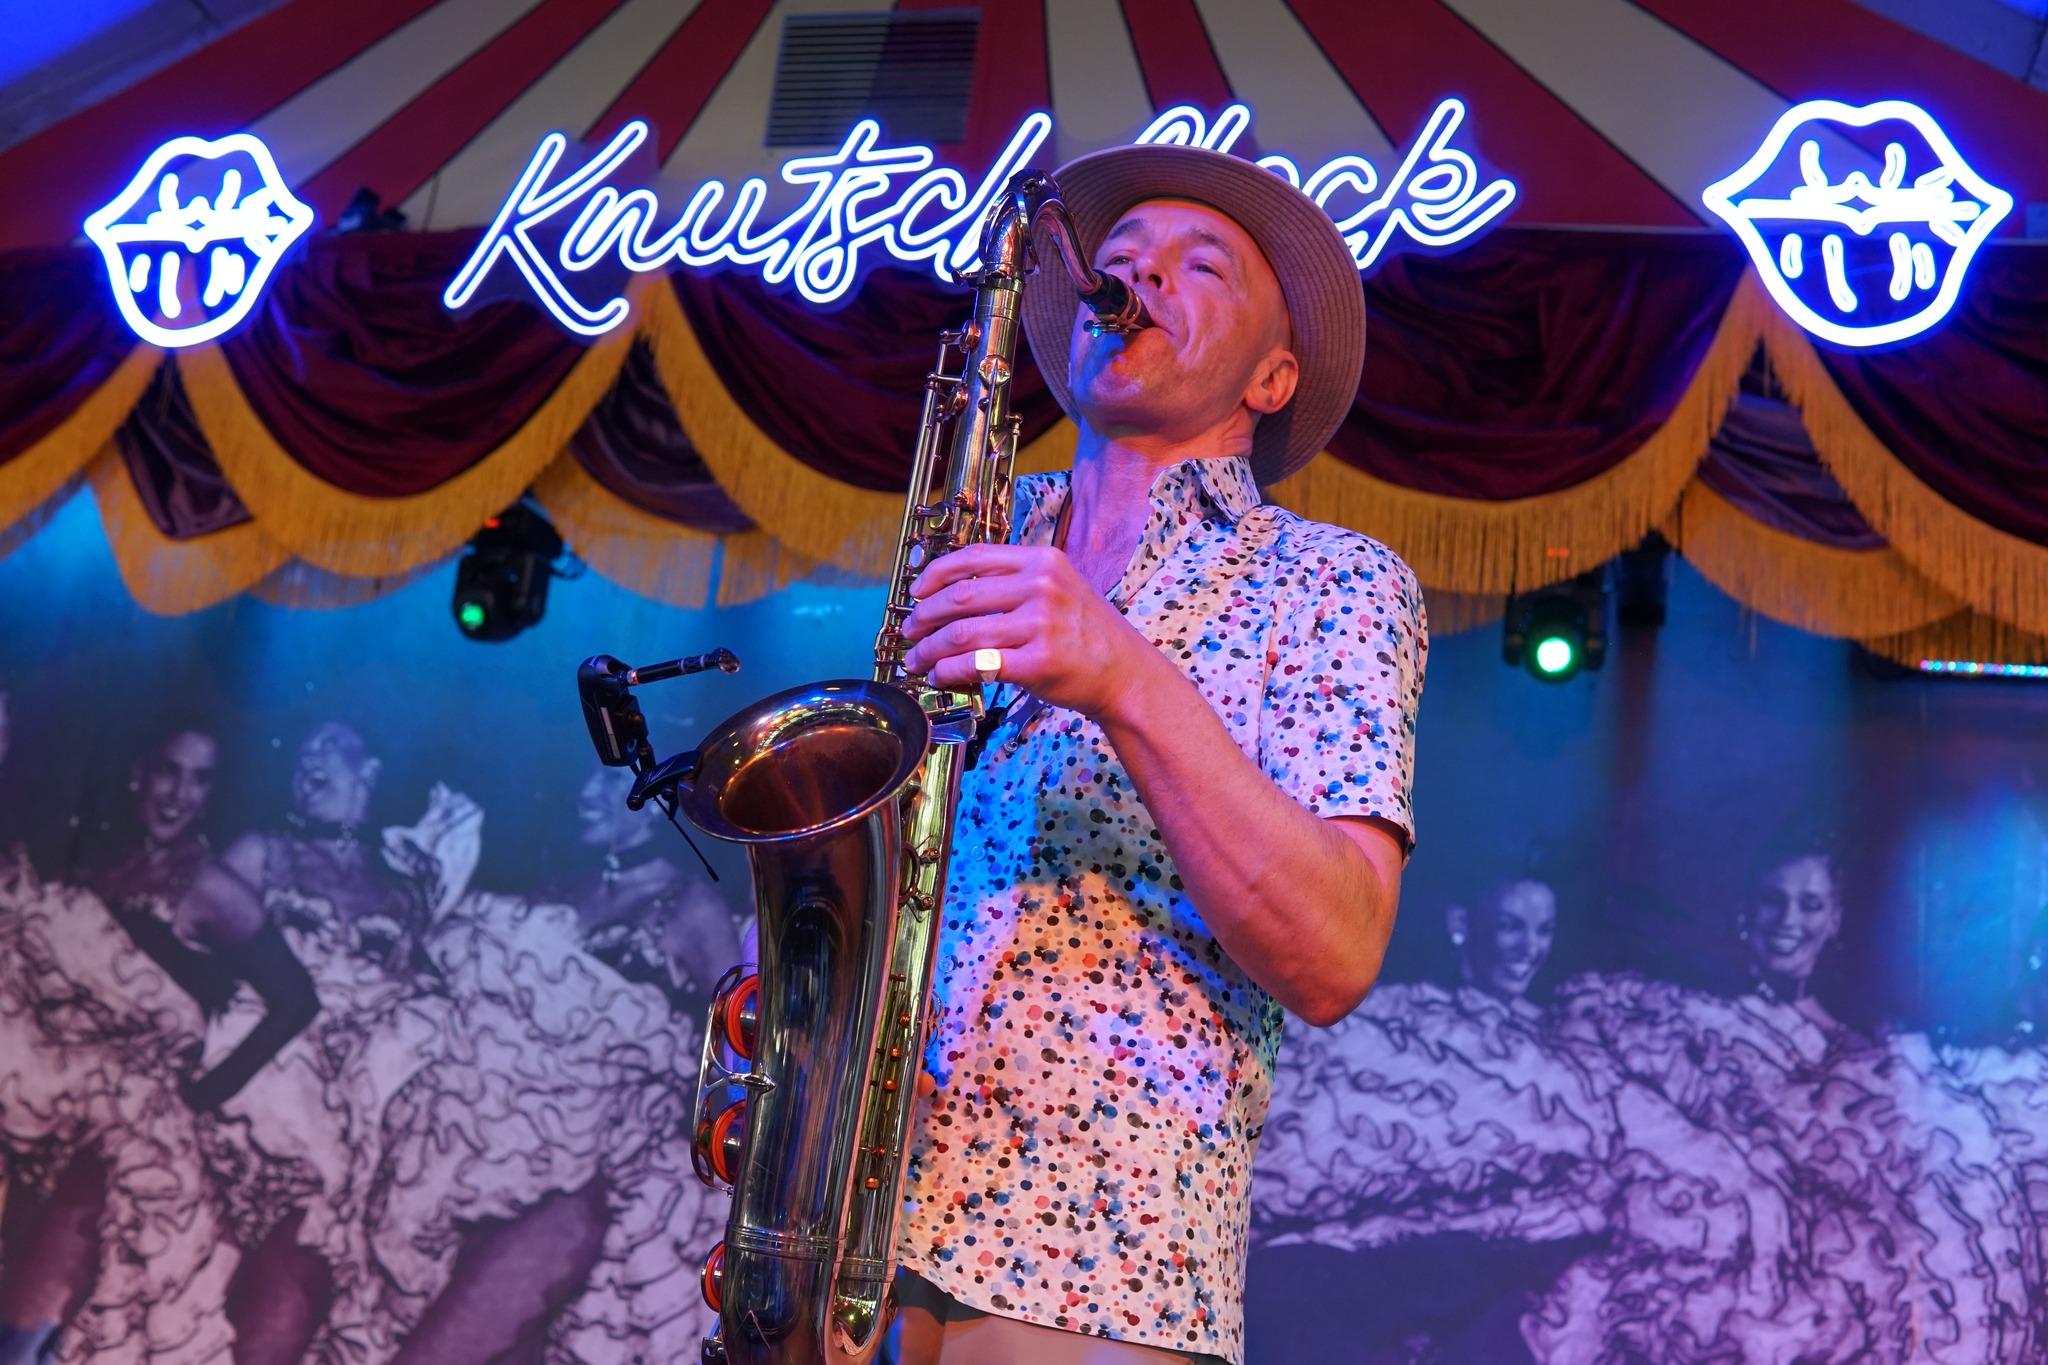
898, 455, 1427, 1363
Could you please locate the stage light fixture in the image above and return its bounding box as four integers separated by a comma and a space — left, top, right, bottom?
333, 187, 407, 233
1503, 570, 1608, 683
452, 502, 564, 642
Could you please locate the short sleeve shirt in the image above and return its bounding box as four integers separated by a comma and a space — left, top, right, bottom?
897, 455, 1427, 1363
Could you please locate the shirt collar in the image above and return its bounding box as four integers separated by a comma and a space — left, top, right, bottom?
1012, 454, 1261, 547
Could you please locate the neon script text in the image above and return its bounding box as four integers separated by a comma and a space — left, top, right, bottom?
446, 101, 1517, 336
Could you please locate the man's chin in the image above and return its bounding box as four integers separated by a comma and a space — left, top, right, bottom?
1073, 384, 1177, 436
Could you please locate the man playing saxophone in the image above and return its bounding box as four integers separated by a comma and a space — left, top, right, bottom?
894, 143, 1426, 1364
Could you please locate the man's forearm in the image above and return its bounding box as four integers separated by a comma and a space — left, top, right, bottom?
1095, 645, 1397, 1024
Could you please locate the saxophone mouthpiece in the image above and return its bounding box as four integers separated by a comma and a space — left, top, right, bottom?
1081, 271, 1151, 335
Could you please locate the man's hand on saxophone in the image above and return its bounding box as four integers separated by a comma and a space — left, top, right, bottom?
898, 543, 1160, 723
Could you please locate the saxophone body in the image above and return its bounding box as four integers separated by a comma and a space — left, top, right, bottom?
669, 171, 1145, 1365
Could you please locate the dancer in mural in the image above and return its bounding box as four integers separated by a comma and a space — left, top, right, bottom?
553, 764, 743, 1018
169, 720, 469, 1364
1545, 841, 2042, 1362
1250, 877, 1614, 1362
367, 763, 740, 1363
0, 722, 315, 1365
1254, 876, 1598, 1243
1254, 869, 1839, 1364
190, 720, 677, 1365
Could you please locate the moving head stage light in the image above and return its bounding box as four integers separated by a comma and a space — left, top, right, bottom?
1504, 569, 1610, 683
453, 503, 565, 642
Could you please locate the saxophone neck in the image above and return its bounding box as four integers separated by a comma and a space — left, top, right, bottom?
873, 169, 1148, 693
979, 172, 1150, 335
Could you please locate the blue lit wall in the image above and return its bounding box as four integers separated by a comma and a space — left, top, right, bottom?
3, 495, 2045, 1361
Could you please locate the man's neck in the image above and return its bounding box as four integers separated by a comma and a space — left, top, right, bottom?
1064, 419, 1248, 590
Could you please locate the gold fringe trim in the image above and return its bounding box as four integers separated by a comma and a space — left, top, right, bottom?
531, 454, 720, 609
1859, 611, 2048, 669
0, 346, 159, 533
249, 558, 443, 609
1662, 479, 1959, 637
715, 533, 834, 607
1268, 277, 1768, 594
179, 321, 634, 577
0, 472, 85, 565
86, 444, 288, 614
638, 287, 1081, 575
638, 283, 905, 574
1421, 587, 1505, 638
1756, 303, 2048, 638
532, 453, 862, 608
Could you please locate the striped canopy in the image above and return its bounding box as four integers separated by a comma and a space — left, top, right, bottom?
3, 0, 2046, 671
6, 0, 2048, 255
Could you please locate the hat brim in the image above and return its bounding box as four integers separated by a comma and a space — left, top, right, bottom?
1020, 142, 1365, 487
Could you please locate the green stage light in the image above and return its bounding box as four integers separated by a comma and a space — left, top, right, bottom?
1531, 634, 1577, 678
1503, 569, 1608, 684
451, 503, 565, 642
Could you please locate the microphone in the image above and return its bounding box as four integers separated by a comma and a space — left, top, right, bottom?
577, 648, 737, 769
628, 648, 740, 687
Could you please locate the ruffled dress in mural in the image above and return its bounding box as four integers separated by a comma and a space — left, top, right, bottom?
1253, 979, 1814, 1362
0, 871, 238, 1363
1545, 972, 2043, 1364
213, 882, 450, 1363
369, 893, 724, 1363
1253, 982, 1621, 1251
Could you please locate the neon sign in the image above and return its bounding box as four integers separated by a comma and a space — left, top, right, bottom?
1145, 98, 1515, 271
1703, 99, 2011, 348
446, 101, 1518, 337
83, 133, 314, 348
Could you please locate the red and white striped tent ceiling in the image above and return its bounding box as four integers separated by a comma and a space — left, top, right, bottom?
6, 0, 2048, 259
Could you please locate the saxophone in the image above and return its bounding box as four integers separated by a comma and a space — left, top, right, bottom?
577, 170, 1144, 1365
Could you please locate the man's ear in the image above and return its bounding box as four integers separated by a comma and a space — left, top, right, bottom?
361, 757, 383, 789
1243, 348, 1299, 416
1444, 903, 1470, 944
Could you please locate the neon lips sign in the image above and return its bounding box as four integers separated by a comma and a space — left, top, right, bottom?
445, 101, 1518, 337
84, 133, 315, 349
1704, 99, 2011, 348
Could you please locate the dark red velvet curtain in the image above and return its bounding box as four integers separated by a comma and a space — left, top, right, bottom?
0, 249, 135, 462
4, 231, 2045, 565
117, 364, 252, 539
671, 266, 1062, 492
571, 340, 752, 533
1699, 391, 1885, 550
1816, 244, 2048, 546
220, 232, 585, 497
670, 232, 1755, 502
1335, 230, 1750, 498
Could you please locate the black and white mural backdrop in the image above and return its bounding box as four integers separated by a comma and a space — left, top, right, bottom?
2, 496, 2045, 1363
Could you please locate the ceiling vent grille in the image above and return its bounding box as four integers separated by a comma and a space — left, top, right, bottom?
767, 10, 978, 148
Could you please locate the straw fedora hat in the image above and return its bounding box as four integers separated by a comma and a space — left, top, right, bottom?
1021, 141, 1366, 487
